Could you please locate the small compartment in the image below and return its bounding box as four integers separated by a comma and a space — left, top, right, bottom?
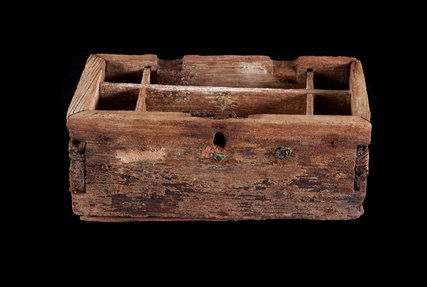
314, 93, 351, 115
105, 68, 143, 83
105, 60, 143, 83
103, 54, 158, 83
97, 83, 139, 110
313, 66, 350, 90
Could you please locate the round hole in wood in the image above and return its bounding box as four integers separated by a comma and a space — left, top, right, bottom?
213, 132, 226, 148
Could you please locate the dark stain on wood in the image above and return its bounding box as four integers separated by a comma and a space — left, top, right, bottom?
191, 111, 238, 119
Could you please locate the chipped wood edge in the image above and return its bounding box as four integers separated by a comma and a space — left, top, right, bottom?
66, 54, 105, 122
350, 60, 371, 121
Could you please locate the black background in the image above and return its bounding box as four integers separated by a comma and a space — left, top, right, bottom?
58, 47, 387, 230
40, 7, 411, 258
50, 47, 403, 270
13, 5, 422, 278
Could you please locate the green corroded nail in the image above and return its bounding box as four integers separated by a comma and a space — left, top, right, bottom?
213, 153, 227, 161
275, 147, 292, 159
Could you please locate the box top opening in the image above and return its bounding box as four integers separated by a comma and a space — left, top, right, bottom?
67, 54, 370, 121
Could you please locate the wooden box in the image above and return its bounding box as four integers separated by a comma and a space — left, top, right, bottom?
67, 54, 371, 221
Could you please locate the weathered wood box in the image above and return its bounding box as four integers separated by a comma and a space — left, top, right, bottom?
67, 54, 371, 221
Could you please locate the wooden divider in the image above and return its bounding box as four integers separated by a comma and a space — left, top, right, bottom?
145, 85, 307, 117
306, 69, 314, 115
98, 82, 351, 117
135, 67, 152, 112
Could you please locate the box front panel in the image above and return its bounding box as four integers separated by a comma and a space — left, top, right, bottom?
70, 114, 370, 220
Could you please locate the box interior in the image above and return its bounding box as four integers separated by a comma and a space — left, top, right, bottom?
97, 56, 352, 117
